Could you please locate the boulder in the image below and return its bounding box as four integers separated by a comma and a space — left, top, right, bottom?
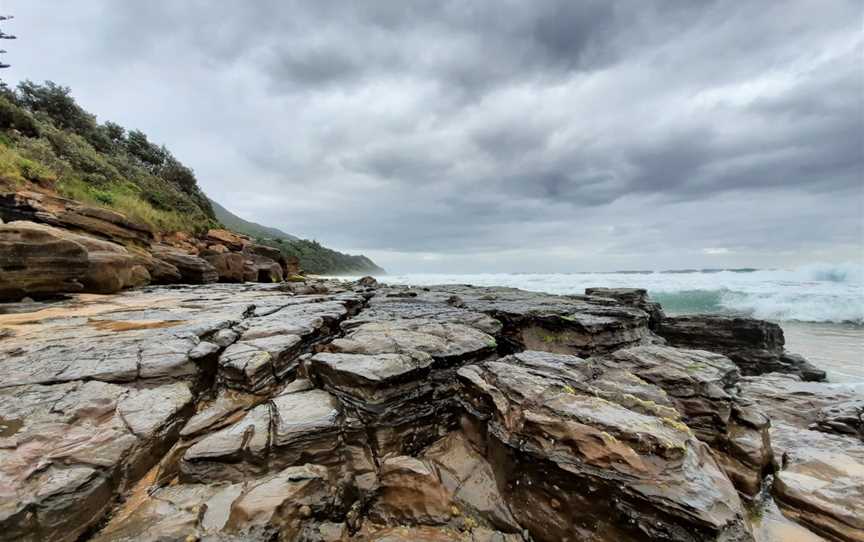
658, 315, 826, 380
151, 244, 219, 284
0, 220, 89, 300
205, 228, 250, 251
202, 250, 246, 283
244, 256, 284, 283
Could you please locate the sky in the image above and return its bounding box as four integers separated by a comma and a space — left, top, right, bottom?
2, 1, 862, 273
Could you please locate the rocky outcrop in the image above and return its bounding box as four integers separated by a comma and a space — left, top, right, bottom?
151, 244, 219, 284
457, 351, 753, 541
0, 190, 306, 299
0, 280, 843, 541
361, 284, 655, 358
0, 190, 153, 246
585, 287, 666, 330
658, 315, 826, 381
598, 346, 773, 495
0, 220, 89, 300
740, 374, 864, 541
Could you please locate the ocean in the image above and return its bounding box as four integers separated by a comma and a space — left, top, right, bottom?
336, 263, 864, 384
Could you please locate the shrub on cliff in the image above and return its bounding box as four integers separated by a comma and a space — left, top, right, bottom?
0, 80, 217, 233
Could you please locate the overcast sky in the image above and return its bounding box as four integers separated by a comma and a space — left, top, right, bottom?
3, 1, 862, 272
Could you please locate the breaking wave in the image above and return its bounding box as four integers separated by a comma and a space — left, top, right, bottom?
358, 262, 864, 324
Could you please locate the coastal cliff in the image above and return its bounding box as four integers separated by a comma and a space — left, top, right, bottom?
0, 278, 860, 542
0, 81, 382, 278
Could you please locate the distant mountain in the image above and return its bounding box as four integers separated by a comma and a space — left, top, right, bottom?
210, 198, 385, 276
210, 199, 299, 241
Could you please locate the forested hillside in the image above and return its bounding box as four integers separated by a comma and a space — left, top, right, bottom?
0, 80, 383, 274
0, 80, 217, 232
211, 199, 384, 275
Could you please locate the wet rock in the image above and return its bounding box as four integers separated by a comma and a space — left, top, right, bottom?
740, 374, 863, 440
0, 380, 193, 542
599, 346, 774, 495
585, 287, 666, 330
770, 423, 864, 542
93, 465, 333, 541
152, 244, 219, 284
740, 373, 864, 540
0, 220, 89, 300
409, 285, 655, 357
457, 351, 753, 542
658, 315, 825, 380
181, 388, 342, 483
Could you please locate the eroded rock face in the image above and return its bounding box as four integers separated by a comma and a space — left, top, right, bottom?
0, 220, 89, 300
0, 380, 193, 542
152, 244, 219, 284
457, 351, 753, 542
585, 287, 666, 330
598, 346, 774, 495
1, 280, 842, 542
414, 285, 655, 357
740, 374, 863, 440
740, 374, 864, 541
658, 315, 825, 381
181, 387, 342, 482
0, 190, 154, 246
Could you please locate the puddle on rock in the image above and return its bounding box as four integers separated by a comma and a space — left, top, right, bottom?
87, 319, 187, 332
0, 417, 23, 438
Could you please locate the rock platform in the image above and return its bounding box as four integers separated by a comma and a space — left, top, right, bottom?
0, 280, 859, 541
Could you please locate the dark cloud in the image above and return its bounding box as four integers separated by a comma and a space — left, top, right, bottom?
3, 0, 862, 272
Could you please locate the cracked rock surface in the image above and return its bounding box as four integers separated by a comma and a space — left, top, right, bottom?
0, 280, 854, 541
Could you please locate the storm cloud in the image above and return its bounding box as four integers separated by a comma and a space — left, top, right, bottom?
4, 0, 862, 272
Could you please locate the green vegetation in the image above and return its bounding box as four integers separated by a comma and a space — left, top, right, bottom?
262, 237, 385, 276
0, 79, 385, 274
210, 199, 298, 241
0, 80, 217, 232
211, 198, 385, 275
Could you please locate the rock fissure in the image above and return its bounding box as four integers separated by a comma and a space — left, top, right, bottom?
1, 280, 859, 542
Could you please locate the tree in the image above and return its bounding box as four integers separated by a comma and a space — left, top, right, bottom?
0, 15, 15, 69
17, 80, 97, 134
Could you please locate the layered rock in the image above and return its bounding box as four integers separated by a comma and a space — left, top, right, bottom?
0, 380, 193, 542
151, 244, 219, 284
740, 374, 864, 541
585, 287, 666, 330
598, 346, 773, 495
457, 351, 754, 542
216, 292, 364, 392
0, 220, 89, 300
1, 280, 845, 541
0, 189, 153, 246
360, 284, 654, 357
658, 315, 825, 380
92, 464, 336, 542
180, 386, 344, 482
